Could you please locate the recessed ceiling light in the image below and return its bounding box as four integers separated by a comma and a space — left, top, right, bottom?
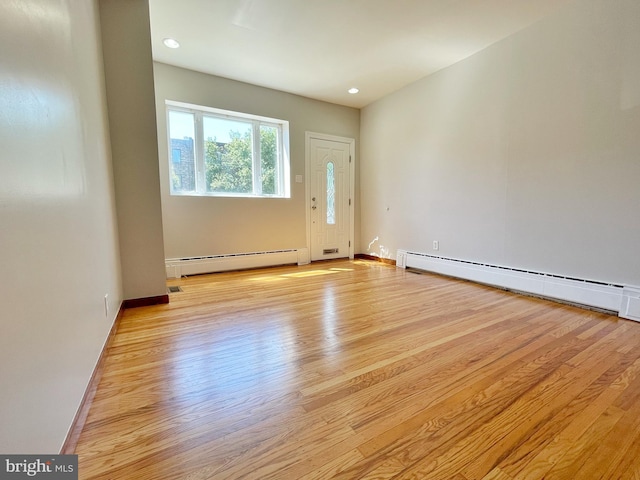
348, 87, 359, 94
163, 38, 180, 49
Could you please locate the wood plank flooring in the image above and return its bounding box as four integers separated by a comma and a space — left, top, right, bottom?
74, 259, 640, 479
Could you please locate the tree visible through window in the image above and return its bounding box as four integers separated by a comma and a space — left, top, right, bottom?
167, 102, 289, 198
260, 125, 277, 195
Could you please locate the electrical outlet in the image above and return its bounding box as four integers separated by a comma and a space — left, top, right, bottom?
104, 294, 109, 318
433, 240, 439, 251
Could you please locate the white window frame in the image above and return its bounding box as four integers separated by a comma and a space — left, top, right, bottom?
166, 100, 290, 198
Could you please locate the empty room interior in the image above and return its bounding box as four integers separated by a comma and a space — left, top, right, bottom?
1, 0, 640, 478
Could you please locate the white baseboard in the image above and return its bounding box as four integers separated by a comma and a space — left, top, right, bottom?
397, 250, 639, 321
166, 248, 307, 278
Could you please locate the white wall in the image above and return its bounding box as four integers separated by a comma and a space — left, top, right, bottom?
153, 63, 361, 259
361, 0, 640, 286
100, 0, 167, 300
0, 0, 122, 452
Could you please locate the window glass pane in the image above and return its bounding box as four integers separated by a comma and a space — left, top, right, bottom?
166, 103, 290, 198
168, 110, 196, 192
260, 125, 278, 195
203, 116, 253, 194
327, 161, 335, 225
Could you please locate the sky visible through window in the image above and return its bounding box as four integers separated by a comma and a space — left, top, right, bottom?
170, 112, 245, 143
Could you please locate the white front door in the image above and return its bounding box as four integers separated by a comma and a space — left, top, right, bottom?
308, 135, 352, 261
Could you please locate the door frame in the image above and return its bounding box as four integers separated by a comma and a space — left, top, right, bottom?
305, 131, 355, 261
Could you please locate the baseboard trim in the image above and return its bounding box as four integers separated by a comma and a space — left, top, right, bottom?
355, 253, 397, 266
398, 250, 630, 317
166, 249, 305, 278
60, 302, 125, 454
122, 294, 170, 309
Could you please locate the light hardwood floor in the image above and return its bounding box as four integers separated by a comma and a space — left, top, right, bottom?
75, 259, 640, 479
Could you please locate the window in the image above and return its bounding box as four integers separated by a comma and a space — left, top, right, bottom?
166, 101, 290, 198
326, 161, 335, 225
171, 148, 181, 164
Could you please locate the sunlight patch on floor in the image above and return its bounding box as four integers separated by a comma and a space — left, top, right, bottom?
246, 266, 355, 282
282, 269, 340, 278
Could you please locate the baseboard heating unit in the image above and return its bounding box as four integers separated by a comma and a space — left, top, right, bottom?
166, 248, 309, 278
396, 250, 640, 322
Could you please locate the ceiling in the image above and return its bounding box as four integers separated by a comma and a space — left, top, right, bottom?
149, 0, 573, 109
